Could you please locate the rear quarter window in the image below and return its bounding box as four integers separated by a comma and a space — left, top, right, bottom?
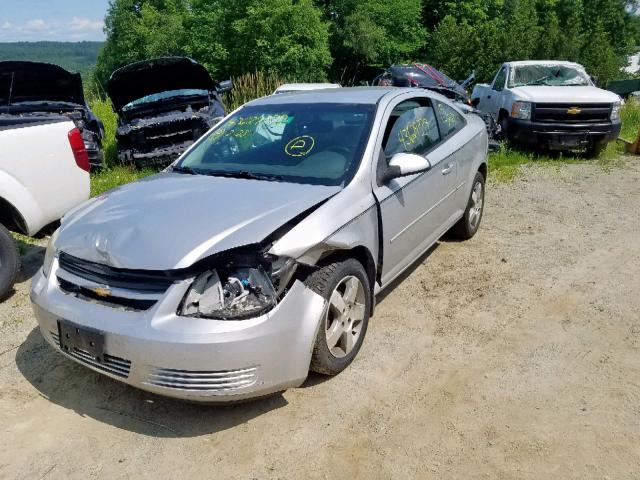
435, 101, 466, 138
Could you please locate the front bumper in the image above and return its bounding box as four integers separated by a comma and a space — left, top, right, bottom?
30, 259, 326, 402
507, 118, 621, 149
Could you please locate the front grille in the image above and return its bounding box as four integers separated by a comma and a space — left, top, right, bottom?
58, 252, 175, 294
133, 117, 208, 152
533, 103, 611, 124
146, 366, 258, 392
57, 277, 157, 311
51, 332, 131, 378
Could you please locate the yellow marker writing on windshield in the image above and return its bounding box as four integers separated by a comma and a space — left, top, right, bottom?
285, 135, 315, 157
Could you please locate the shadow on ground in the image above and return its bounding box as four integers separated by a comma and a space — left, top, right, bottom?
15, 328, 288, 438
16, 243, 45, 282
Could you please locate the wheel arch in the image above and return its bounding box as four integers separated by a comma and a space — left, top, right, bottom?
0, 196, 28, 234
478, 162, 488, 181
312, 245, 377, 315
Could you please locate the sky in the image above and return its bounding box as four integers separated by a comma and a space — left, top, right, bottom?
0, 0, 109, 42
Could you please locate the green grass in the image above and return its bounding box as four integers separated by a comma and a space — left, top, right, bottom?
91, 165, 155, 197
487, 101, 640, 182
88, 96, 119, 168
619, 101, 640, 142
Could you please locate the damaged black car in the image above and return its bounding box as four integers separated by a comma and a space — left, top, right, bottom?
107, 56, 230, 168
0, 61, 104, 169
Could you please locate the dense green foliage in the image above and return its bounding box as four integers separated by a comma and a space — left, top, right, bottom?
93, 0, 640, 88
0, 42, 102, 75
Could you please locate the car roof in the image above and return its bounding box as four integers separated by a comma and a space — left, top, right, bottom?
507, 60, 584, 68
275, 83, 341, 92
248, 86, 405, 106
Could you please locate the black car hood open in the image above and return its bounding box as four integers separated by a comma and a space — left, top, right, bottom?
106, 57, 217, 111
0, 61, 84, 106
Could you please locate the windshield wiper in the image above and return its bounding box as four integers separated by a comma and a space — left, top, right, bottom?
203, 170, 284, 181
171, 165, 201, 175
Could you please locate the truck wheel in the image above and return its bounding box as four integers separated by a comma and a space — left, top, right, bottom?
450, 171, 485, 240
499, 116, 509, 141
307, 258, 371, 376
0, 224, 20, 301
586, 142, 606, 158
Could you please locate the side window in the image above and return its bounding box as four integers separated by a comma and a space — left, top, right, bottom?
434, 101, 466, 138
382, 101, 440, 158
492, 68, 506, 91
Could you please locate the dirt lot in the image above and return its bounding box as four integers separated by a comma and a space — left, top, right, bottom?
1, 159, 639, 479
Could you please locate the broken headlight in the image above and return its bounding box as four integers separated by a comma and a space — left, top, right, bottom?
179, 256, 297, 320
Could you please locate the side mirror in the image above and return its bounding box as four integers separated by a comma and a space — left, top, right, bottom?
380, 152, 431, 184
218, 79, 233, 93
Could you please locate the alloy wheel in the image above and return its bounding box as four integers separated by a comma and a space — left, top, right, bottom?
325, 275, 366, 358
469, 181, 484, 230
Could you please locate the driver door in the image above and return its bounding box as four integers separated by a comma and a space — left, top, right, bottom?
484, 66, 507, 119
372, 97, 457, 286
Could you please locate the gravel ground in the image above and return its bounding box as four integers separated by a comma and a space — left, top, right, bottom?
1, 159, 639, 479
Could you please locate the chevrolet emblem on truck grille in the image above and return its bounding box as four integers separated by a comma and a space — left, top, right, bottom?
566, 107, 582, 115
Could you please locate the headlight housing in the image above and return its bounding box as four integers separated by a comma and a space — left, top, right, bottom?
42, 228, 60, 278
611, 101, 621, 122
179, 255, 297, 320
511, 101, 532, 120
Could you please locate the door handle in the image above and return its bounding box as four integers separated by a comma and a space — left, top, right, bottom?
441, 164, 454, 175
487, 95, 492, 99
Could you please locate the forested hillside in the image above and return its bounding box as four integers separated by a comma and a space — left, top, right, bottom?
94, 0, 640, 88
0, 41, 103, 74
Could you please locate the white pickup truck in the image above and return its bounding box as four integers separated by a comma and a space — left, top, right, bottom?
472, 61, 622, 156
0, 116, 90, 299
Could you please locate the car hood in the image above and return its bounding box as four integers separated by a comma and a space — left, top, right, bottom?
0, 61, 84, 106
510, 86, 620, 103
107, 57, 217, 111
56, 173, 340, 270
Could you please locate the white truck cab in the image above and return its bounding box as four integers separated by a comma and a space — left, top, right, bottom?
0, 117, 90, 299
472, 61, 622, 155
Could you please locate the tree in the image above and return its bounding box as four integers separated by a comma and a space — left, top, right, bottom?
95, 0, 188, 88
231, 0, 332, 81
580, 20, 624, 83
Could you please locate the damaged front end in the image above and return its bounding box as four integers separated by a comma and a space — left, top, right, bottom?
0, 61, 104, 169
115, 97, 223, 167
179, 250, 298, 320
107, 57, 228, 168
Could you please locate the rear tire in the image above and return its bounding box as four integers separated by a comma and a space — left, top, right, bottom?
307, 258, 371, 376
450, 171, 485, 240
0, 224, 20, 301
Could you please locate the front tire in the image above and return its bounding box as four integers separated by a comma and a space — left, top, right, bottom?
307, 258, 371, 376
451, 171, 485, 240
0, 224, 20, 301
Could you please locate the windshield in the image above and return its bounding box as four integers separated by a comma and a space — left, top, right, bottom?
176, 103, 375, 186
123, 88, 209, 110
509, 64, 591, 87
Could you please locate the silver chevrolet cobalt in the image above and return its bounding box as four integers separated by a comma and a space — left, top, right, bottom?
31, 87, 488, 401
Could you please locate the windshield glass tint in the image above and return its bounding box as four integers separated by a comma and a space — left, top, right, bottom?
509, 65, 591, 87
177, 103, 375, 186
123, 88, 209, 110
